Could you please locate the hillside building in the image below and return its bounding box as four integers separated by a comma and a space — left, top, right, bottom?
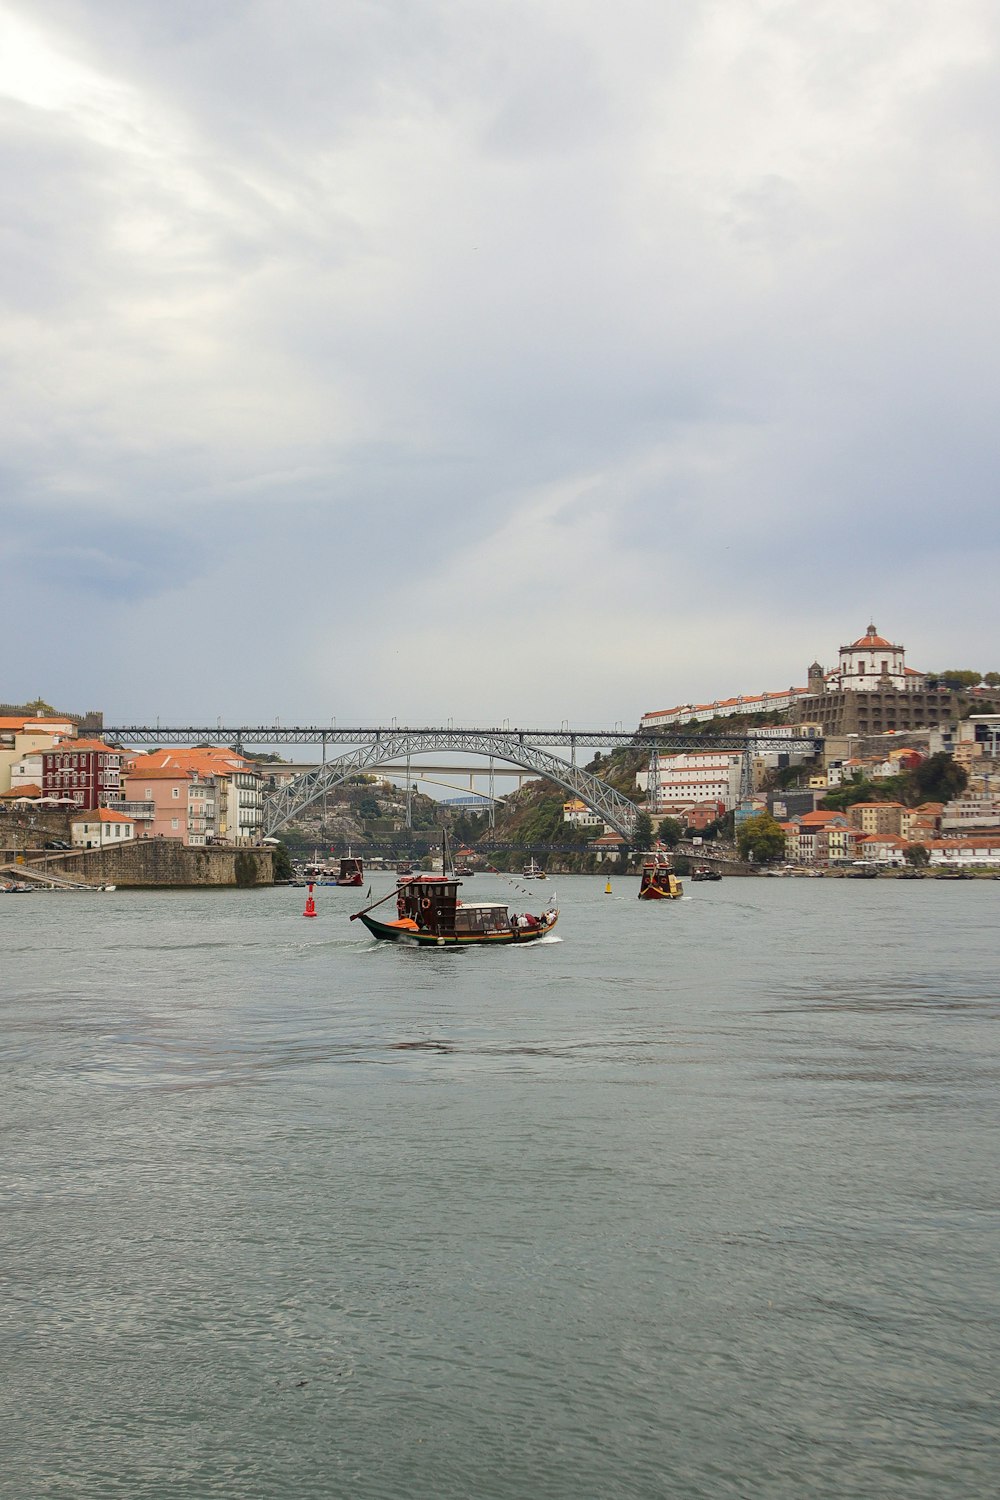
640, 623, 961, 738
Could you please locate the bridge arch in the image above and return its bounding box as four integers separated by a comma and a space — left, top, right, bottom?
262, 730, 640, 838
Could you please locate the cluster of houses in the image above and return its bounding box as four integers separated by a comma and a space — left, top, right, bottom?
776, 802, 1000, 871
620, 622, 1000, 870
0, 712, 265, 849
567, 669, 1000, 871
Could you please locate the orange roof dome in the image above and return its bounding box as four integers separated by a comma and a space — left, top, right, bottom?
845, 622, 900, 650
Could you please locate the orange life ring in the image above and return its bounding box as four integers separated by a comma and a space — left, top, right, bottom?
420, 897, 432, 911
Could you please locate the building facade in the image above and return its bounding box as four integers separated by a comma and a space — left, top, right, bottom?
70, 808, 135, 848
40, 740, 124, 810
637, 751, 743, 814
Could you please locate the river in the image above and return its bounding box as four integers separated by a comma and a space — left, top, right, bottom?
2, 876, 998, 1499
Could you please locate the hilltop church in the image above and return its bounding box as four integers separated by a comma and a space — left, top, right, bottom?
799, 624, 958, 736
641, 623, 960, 735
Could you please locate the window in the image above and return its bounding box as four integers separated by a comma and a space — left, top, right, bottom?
171, 818, 179, 830
172, 787, 180, 799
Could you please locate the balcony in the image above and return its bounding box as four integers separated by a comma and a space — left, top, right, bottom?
118, 801, 156, 820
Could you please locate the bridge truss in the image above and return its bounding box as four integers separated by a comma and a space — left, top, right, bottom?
103, 725, 804, 840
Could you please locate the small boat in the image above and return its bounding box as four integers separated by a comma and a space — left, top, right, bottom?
522, 857, 546, 880
351, 876, 558, 947
637, 853, 683, 900
335, 853, 364, 887
690, 865, 721, 882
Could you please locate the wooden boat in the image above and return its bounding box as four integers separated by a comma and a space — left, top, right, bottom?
351, 876, 558, 947
522, 857, 546, 880
637, 853, 683, 900
335, 853, 364, 887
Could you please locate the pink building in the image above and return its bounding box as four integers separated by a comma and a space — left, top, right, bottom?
121, 765, 217, 846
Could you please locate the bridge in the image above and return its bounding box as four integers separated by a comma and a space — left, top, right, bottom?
104, 725, 816, 840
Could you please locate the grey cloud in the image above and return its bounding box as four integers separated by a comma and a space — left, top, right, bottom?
2, 1, 999, 723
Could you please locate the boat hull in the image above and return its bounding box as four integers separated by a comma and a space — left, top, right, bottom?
358, 912, 557, 946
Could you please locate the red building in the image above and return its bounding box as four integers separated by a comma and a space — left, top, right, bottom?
41, 739, 124, 811
682, 800, 725, 832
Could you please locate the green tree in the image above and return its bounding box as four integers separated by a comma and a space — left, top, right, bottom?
904, 844, 930, 868
737, 812, 786, 865
936, 669, 982, 688
358, 794, 381, 820
657, 816, 683, 848
271, 842, 294, 881
984, 672, 1000, 687
632, 811, 654, 850
909, 752, 967, 805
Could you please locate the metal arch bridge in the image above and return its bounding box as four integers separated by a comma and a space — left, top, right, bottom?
102, 724, 781, 839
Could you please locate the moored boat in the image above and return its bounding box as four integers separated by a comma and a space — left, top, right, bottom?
637, 853, 683, 900
352, 876, 558, 946
335, 853, 364, 887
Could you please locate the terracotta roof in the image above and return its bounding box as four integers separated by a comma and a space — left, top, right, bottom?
0, 783, 43, 798
124, 766, 199, 781
844, 623, 899, 651
925, 837, 1000, 849
127, 747, 254, 776
71, 808, 134, 823
55, 739, 119, 754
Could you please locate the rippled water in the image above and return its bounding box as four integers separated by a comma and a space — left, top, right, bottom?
2, 877, 999, 1499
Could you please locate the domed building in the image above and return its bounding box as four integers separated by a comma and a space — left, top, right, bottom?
828, 624, 918, 693
800, 624, 954, 736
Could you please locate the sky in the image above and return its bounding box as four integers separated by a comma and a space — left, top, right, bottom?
2, 0, 999, 730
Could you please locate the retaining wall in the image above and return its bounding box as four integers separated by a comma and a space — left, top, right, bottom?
21, 840, 274, 888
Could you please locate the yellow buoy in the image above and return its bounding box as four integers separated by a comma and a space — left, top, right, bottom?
605, 879, 612, 894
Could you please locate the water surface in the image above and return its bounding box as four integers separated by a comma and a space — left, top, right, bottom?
2, 877, 998, 1498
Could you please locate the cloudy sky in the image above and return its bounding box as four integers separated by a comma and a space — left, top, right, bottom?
2, 0, 998, 729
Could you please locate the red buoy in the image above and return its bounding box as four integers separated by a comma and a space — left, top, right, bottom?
303, 882, 317, 918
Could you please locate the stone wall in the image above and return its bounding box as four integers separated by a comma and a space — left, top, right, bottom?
0, 808, 73, 856
18, 840, 274, 888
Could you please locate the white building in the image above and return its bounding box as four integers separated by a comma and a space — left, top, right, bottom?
637, 751, 743, 813
826, 624, 922, 692
924, 837, 1000, 868
641, 689, 808, 731
563, 798, 604, 828
71, 809, 136, 849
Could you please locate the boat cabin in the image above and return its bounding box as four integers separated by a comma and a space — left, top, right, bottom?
396, 877, 461, 933
638, 853, 683, 900
451, 903, 514, 937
